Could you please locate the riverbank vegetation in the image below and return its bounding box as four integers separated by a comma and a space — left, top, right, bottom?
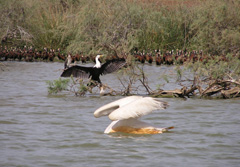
1, 0, 239, 98
1, 0, 239, 55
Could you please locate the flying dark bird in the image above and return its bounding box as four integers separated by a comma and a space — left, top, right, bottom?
60, 55, 126, 84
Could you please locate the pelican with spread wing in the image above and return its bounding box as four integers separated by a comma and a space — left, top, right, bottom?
94, 96, 174, 134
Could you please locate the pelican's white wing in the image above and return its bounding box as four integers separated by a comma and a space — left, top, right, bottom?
108, 97, 168, 121
94, 96, 143, 118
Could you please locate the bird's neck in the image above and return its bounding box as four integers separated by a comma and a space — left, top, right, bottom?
94, 57, 101, 68
66, 56, 72, 67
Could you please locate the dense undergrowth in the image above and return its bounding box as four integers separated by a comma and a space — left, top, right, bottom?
1, 0, 239, 55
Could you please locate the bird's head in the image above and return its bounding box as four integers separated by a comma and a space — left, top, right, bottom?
96, 54, 103, 59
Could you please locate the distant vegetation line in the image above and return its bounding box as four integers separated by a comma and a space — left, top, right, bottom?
0, 0, 239, 56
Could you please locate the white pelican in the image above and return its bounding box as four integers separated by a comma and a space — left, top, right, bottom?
94, 96, 174, 134
61, 55, 126, 84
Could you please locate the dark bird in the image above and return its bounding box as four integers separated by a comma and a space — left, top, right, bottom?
60, 55, 126, 85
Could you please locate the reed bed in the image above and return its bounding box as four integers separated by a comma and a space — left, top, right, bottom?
0, 0, 239, 55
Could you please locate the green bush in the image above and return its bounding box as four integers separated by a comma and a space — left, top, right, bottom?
46, 78, 70, 94
1, 0, 239, 54
185, 54, 240, 81
188, 0, 240, 54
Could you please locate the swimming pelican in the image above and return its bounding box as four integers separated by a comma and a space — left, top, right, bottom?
94, 96, 174, 134
61, 55, 126, 84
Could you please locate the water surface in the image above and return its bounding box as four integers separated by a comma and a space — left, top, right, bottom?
0, 62, 239, 167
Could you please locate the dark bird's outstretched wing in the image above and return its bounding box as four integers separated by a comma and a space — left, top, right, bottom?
61, 66, 93, 79
100, 58, 126, 75
60, 58, 126, 83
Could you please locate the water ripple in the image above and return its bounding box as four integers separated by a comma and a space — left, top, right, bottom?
0, 62, 240, 167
